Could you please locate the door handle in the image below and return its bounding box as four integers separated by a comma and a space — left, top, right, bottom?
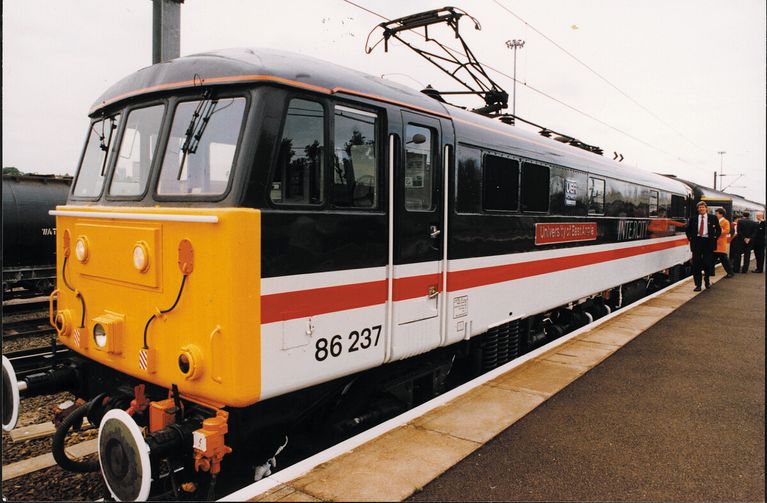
428, 285, 439, 299
429, 225, 441, 239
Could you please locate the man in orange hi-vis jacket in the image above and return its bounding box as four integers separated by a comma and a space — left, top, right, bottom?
714, 208, 734, 278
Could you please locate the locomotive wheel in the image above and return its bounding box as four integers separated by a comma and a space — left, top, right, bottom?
2, 356, 20, 431
98, 409, 152, 501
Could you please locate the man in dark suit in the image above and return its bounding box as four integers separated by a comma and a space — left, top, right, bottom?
730, 213, 744, 272
735, 211, 757, 273
685, 201, 721, 291
752, 211, 765, 273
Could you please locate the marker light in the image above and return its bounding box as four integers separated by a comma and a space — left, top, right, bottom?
75, 237, 89, 263
132, 242, 150, 272
93, 323, 107, 348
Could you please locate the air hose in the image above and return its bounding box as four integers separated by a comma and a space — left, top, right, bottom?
51, 401, 99, 473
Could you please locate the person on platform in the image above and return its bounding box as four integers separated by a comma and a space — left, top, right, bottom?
752, 211, 765, 273
714, 208, 734, 278
685, 201, 721, 291
730, 213, 743, 272
735, 211, 757, 273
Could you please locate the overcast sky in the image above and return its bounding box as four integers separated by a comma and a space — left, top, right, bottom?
3, 0, 765, 203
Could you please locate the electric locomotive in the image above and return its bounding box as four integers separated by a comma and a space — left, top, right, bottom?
3, 47, 695, 500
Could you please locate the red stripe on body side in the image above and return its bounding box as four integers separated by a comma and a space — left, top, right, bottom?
260, 237, 689, 323
392, 273, 442, 301
448, 237, 689, 292
261, 280, 387, 324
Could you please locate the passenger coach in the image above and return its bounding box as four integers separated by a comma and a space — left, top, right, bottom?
3, 48, 693, 501
662, 175, 764, 220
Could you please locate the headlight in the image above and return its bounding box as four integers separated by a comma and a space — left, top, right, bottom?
178, 345, 203, 380
91, 314, 124, 354
93, 323, 107, 348
132, 242, 150, 272
178, 353, 191, 374
75, 237, 89, 263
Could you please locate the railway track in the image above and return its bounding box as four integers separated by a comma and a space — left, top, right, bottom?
2, 290, 51, 302
2, 298, 50, 317
1, 342, 105, 501
3, 346, 72, 378
3, 317, 55, 339
2, 317, 57, 356
2, 394, 105, 501
3, 300, 57, 359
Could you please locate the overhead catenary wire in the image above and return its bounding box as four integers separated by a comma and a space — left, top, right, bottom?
342, 0, 693, 164
490, 0, 709, 156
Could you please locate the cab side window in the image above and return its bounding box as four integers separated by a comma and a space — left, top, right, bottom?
456, 145, 482, 214
270, 98, 325, 205
404, 124, 435, 211
332, 105, 379, 209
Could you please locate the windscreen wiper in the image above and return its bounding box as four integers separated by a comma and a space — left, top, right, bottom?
99, 116, 118, 176
177, 92, 217, 180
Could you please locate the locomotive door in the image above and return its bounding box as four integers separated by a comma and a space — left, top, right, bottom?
387, 111, 445, 362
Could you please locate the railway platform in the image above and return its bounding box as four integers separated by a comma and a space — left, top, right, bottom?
227, 270, 765, 502
408, 270, 765, 502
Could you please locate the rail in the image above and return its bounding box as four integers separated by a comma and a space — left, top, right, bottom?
3, 346, 71, 379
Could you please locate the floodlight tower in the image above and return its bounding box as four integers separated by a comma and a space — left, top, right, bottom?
715, 151, 726, 190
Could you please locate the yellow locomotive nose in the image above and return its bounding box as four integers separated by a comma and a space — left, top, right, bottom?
52, 207, 262, 407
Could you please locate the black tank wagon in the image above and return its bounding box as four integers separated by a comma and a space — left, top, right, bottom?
2, 174, 72, 297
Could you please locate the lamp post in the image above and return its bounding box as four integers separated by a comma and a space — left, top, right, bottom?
153, 0, 183, 64
505, 39, 525, 119
716, 151, 726, 190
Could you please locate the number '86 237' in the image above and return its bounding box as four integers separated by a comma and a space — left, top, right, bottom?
315, 325, 382, 362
